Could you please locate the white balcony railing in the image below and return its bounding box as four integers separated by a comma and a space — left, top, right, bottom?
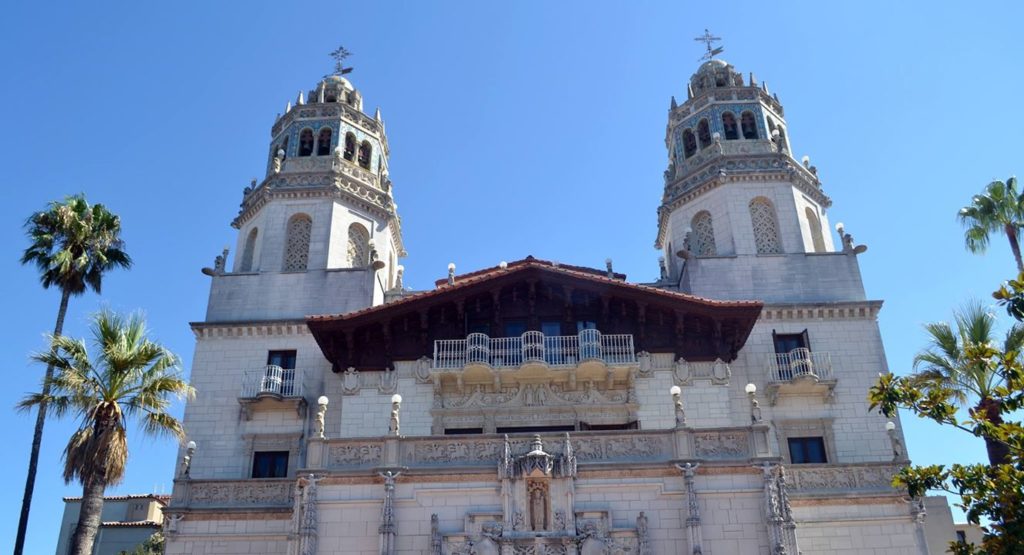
766, 348, 834, 383
433, 331, 635, 370
241, 365, 303, 398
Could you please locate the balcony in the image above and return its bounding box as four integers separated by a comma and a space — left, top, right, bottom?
238, 365, 306, 419
765, 348, 836, 405
432, 330, 636, 386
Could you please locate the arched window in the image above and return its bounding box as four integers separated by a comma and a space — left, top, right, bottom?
325, 91, 337, 103
298, 129, 314, 157
722, 112, 739, 140
682, 129, 697, 158
741, 111, 758, 140
347, 223, 370, 267
691, 211, 717, 256
358, 141, 372, 169
283, 214, 312, 271
805, 208, 826, 253
697, 119, 712, 149
240, 228, 258, 272
749, 197, 782, 254
316, 128, 333, 156
344, 133, 356, 161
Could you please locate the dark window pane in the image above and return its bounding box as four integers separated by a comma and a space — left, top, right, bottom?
541, 322, 561, 336
788, 437, 827, 464
267, 350, 297, 369
504, 321, 527, 337
252, 451, 289, 478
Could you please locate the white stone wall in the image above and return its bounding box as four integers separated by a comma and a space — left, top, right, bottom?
180, 329, 328, 479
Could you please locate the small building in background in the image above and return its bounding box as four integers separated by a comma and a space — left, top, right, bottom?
56, 494, 167, 555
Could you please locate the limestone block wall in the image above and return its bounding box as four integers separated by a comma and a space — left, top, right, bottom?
682, 252, 867, 303
794, 502, 922, 554
205, 268, 375, 321
180, 328, 329, 479
164, 518, 291, 555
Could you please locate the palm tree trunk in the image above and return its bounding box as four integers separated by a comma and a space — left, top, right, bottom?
1005, 223, 1024, 273
69, 477, 107, 555
14, 288, 71, 555
978, 397, 1011, 465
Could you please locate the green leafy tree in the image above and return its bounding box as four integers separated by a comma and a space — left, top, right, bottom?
15, 194, 131, 555
121, 531, 163, 555
910, 301, 1022, 465
959, 176, 1024, 272
870, 316, 1024, 554
19, 311, 193, 555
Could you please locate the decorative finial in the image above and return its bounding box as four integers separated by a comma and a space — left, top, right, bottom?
327, 45, 354, 78
694, 29, 723, 62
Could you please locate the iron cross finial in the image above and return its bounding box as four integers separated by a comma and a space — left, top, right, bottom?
694, 29, 724, 62
328, 46, 354, 77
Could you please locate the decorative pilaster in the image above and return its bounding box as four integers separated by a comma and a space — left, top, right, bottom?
296, 474, 320, 555
430, 514, 442, 555
759, 463, 799, 555
676, 462, 703, 554
379, 470, 401, 555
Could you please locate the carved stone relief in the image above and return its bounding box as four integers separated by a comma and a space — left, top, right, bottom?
326, 442, 383, 467
693, 431, 749, 460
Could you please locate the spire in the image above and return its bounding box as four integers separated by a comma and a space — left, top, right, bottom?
285, 100, 292, 113
375, 107, 382, 121
297, 91, 305, 105
670, 96, 678, 110
687, 83, 694, 100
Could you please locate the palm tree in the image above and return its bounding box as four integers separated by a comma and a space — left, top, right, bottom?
911, 301, 1023, 465
19, 311, 193, 555
959, 176, 1024, 273
15, 194, 131, 555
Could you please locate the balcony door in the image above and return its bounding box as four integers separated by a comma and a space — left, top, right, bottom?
772, 330, 810, 380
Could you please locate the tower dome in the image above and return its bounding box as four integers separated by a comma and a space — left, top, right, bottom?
689, 59, 743, 94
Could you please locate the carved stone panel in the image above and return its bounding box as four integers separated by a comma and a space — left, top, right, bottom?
326, 442, 383, 468
692, 431, 749, 460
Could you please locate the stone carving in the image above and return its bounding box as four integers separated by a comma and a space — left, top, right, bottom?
481, 520, 503, 540
514, 546, 537, 555
272, 152, 282, 174
331, 146, 344, 172
342, 367, 360, 395
163, 513, 183, 535
431, 514, 442, 555
442, 382, 629, 409
517, 436, 555, 478
788, 464, 901, 492
295, 474, 320, 555
379, 471, 400, 555
543, 546, 568, 555
637, 351, 652, 376
693, 431, 748, 460
528, 480, 550, 531
636, 512, 650, 555
189, 480, 293, 507
553, 510, 567, 531
379, 367, 398, 394
677, 462, 703, 555
414, 356, 432, 383
759, 463, 798, 555
327, 443, 382, 467
513, 511, 525, 531
414, 440, 502, 464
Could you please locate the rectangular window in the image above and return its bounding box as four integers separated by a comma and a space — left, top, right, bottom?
788, 437, 827, 464
773, 330, 811, 380
541, 322, 562, 336
579, 421, 638, 431
772, 332, 807, 354
444, 428, 484, 435
496, 425, 575, 434
267, 350, 297, 369
251, 451, 289, 478
576, 321, 597, 332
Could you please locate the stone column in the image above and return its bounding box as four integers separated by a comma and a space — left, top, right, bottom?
676, 462, 703, 554
759, 463, 799, 555
296, 475, 320, 555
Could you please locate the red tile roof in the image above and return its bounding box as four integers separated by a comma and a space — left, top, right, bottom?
308, 256, 759, 323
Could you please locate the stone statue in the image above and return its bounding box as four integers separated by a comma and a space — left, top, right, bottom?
512, 511, 524, 531
430, 514, 442, 554
272, 150, 283, 173
332, 146, 344, 171
530, 485, 547, 531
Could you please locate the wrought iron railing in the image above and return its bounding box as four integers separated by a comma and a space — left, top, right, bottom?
240, 365, 303, 398
433, 331, 635, 370
766, 348, 833, 383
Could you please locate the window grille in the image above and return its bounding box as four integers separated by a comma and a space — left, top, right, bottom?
691, 211, 717, 256
749, 198, 782, 254
347, 223, 369, 267
283, 215, 312, 271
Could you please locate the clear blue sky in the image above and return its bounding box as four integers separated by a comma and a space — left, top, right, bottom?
1, 2, 1022, 552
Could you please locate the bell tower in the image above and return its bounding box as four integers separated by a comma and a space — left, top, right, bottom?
656, 48, 867, 304
206, 67, 406, 322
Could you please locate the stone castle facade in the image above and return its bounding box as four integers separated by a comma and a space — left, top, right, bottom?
164, 56, 934, 554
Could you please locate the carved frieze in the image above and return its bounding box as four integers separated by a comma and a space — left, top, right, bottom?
327, 442, 383, 467
693, 431, 749, 459
441, 382, 629, 409
787, 464, 902, 493
188, 480, 294, 507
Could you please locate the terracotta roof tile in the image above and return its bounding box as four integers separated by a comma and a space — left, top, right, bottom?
308, 256, 760, 323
